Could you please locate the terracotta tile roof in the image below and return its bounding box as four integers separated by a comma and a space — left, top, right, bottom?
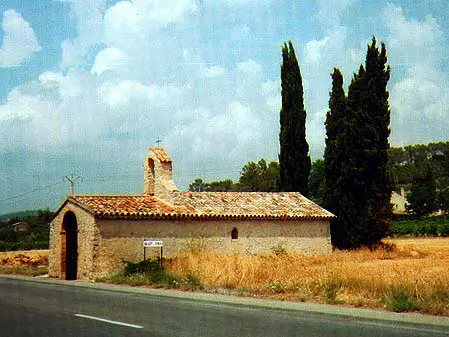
172, 192, 334, 220
150, 147, 172, 163
67, 192, 334, 220
68, 195, 196, 219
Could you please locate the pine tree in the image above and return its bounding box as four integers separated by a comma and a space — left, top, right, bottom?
323, 68, 347, 247
279, 41, 311, 196
335, 37, 392, 249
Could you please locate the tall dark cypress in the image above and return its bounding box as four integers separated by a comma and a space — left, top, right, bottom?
279, 41, 311, 196
337, 65, 370, 248
336, 37, 392, 249
323, 68, 347, 247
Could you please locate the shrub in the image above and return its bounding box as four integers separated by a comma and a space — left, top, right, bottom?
0, 241, 48, 252
324, 278, 343, 304
266, 280, 288, 294
0, 265, 48, 276
271, 243, 287, 256
124, 259, 162, 276
181, 271, 203, 291
390, 215, 449, 237
123, 259, 181, 289
382, 285, 420, 312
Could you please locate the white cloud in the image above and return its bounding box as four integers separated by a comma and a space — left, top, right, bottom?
381, 3, 448, 146
237, 59, 262, 76
0, 69, 109, 153
168, 101, 263, 160
301, 26, 364, 157
316, 0, 356, 27
201, 65, 226, 78
202, 0, 274, 6
0, 86, 66, 154
0, 10, 41, 67
381, 3, 445, 65
99, 80, 183, 109
0, 89, 40, 121
261, 80, 279, 111
304, 36, 331, 64
91, 47, 127, 75
303, 26, 357, 71
60, 0, 106, 68
39, 71, 65, 86
104, 0, 197, 49
390, 65, 449, 145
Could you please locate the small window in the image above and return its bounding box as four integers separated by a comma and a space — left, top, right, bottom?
231, 227, 238, 240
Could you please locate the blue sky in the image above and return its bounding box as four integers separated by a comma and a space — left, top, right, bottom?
0, 0, 448, 214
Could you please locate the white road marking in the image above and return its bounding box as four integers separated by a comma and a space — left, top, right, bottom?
74, 314, 144, 329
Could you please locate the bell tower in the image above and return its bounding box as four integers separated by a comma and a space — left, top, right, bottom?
144, 147, 177, 200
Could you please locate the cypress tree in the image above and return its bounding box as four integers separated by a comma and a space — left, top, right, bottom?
279, 41, 311, 196
323, 68, 347, 247
337, 65, 370, 248
336, 37, 392, 249
364, 37, 392, 245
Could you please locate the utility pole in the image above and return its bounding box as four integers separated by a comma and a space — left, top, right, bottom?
64, 174, 81, 195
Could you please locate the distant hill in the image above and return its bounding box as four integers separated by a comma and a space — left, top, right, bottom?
0, 210, 38, 221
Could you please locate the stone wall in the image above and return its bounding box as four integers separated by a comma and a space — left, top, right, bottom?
48, 203, 97, 280
92, 218, 331, 279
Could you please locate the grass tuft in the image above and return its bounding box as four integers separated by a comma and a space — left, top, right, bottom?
324, 277, 343, 304
0, 265, 48, 277
382, 285, 420, 312
99, 258, 203, 290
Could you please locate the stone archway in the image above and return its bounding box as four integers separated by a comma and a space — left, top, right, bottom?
61, 211, 78, 280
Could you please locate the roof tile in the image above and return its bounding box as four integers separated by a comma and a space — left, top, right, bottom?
172, 192, 333, 219
68, 195, 195, 219
151, 147, 172, 163
68, 192, 334, 220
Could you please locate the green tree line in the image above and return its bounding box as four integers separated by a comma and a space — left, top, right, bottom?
189, 141, 449, 212
0, 209, 53, 251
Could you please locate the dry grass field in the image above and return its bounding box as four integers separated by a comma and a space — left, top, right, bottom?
168, 238, 449, 315
0, 250, 48, 276
2, 240, 449, 315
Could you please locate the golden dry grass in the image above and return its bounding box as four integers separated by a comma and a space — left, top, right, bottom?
0, 250, 49, 267
167, 238, 449, 315
0, 250, 49, 276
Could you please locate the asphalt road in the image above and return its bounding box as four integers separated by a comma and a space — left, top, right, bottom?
1, 277, 448, 337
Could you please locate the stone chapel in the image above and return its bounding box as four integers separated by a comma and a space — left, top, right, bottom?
49, 147, 333, 280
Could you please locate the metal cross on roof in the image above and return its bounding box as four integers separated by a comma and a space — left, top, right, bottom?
156, 137, 162, 147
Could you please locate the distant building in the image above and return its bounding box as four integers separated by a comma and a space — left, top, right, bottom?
49, 148, 334, 280
391, 187, 408, 214
10, 222, 29, 234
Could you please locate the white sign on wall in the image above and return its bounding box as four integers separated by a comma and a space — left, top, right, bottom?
143, 240, 163, 247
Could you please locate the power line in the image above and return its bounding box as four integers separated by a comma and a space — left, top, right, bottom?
0, 181, 65, 204
0, 166, 246, 205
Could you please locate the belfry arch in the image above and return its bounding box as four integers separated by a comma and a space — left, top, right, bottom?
60, 211, 78, 280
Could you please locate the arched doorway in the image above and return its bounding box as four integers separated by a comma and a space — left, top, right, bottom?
61, 211, 78, 280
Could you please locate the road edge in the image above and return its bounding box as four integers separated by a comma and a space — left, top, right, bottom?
2, 273, 449, 328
